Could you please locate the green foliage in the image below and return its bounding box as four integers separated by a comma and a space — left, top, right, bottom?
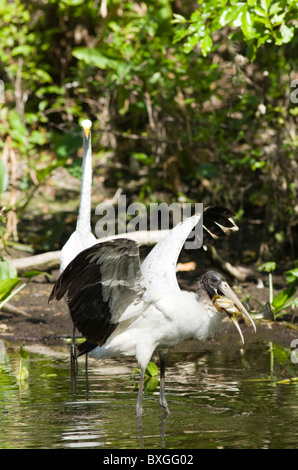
0, 0, 297, 262
0, 257, 51, 309
173, 0, 298, 60
132, 361, 159, 394
258, 261, 276, 273
258, 261, 298, 317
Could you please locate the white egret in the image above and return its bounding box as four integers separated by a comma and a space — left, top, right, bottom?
59, 119, 96, 273
50, 207, 256, 416
59, 119, 97, 362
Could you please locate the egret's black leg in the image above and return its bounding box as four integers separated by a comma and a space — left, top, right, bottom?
159, 351, 170, 414
136, 368, 146, 417
71, 325, 77, 371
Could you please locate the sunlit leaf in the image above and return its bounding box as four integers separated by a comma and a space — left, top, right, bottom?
0, 259, 17, 281
241, 7, 254, 39
272, 286, 296, 312
201, 34, 213, 57
258, 262, 276, 273
0, 278, 21, 301
278, 25, 294, 44
146, 361, 159, 377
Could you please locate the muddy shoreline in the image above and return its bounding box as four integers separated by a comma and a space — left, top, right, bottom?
1, 274, 297, 355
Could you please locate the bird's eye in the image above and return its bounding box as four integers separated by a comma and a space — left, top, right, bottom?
217, 289, 224, 296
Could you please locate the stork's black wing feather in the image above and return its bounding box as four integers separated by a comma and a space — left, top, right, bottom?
202, 206, 236, 245
49, 239, 145, 347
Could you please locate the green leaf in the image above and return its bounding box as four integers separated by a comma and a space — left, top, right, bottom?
22, 270, 52, 280
132, 152, 155, 166
0, 160, 8, 194
278, 25, 294, 44
172, 13, 187, 24
8, 110, 28, 139
271, 343, 290, 364
72, 47, 122, 70
59, 0, 84, 6
241, 6, 254, 39
0, 278, 21, 301
144, 376, 158, 393
269, 2, 282, 15
258, 261, 276, 273
272, 286, 296, 312
254, 5, 267, 17
260, 0, 270, 12
35, 157, 68, 182
201, 34, 213, 57
183, 32, 201, 54
53, 132, 82, 158
146, 361, 159, 377
285, 267, 298, 285
220, 7, 243, 26
0, 259, 17, 281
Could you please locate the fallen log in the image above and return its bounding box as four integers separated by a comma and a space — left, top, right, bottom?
10, 230, 254, 281
10, 230, 169, 274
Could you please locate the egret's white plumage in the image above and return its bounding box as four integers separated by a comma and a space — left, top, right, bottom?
59, 119, 96, 273
50, 206, 255, 416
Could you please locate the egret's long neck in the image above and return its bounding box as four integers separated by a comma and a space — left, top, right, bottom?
77, 134, 92, 235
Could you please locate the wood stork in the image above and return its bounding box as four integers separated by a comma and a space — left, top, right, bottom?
50, 207, 256, 416
59, 119, 97, 362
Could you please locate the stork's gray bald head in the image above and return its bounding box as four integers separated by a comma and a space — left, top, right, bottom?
196, 270, 256, 343
197, 271, 227, 300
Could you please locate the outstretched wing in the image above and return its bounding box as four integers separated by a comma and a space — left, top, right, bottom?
141, 206, 235, 294
202, 206, 236, 245
49, 238, 147, 347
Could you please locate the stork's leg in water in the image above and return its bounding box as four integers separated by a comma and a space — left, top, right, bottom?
159, 351, 170, 414
136, 368, 146, 417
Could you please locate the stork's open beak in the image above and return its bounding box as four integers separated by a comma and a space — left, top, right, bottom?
81, 119, 92, 139
212, 281, 256, 344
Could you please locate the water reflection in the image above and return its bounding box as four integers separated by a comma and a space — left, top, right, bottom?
0, 340, 297, 449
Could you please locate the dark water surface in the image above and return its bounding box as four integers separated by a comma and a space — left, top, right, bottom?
0, 340, 297, 449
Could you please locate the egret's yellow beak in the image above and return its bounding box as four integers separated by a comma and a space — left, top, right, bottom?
212, 282, 256, 344
81, 119, 92, 139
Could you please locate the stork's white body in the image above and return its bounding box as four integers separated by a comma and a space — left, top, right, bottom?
89, 289, 222, 370
89, 214, 223, 370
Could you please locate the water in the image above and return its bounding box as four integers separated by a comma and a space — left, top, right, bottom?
0, 340, 297, 449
